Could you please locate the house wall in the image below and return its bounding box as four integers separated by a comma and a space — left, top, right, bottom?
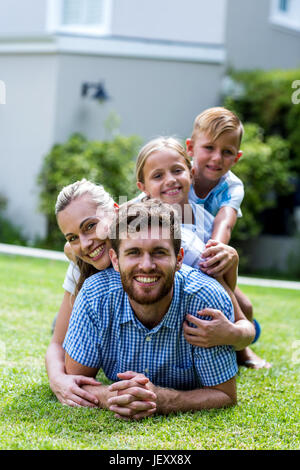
240, 235, 300, 272
0, 0, 48, 36
111, 0, 227, 45
54, 53, 224, 142
0, 47, 224, 240
226, 0, 300, 69
0, 53, 58, 240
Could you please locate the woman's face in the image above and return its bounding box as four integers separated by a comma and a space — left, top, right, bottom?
57, 194, 113, 271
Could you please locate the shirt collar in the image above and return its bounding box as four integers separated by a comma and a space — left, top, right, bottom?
119, 277, 181, 331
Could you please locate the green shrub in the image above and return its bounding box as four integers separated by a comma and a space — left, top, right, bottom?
231, 123, 294, 246
37, 133, 141, 250
223, 68, 300, 170
0, 195, 28, 246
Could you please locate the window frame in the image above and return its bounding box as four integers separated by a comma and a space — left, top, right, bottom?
47, 0, 112, 36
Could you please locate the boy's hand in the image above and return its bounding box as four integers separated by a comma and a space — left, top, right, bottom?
200, 239, 238, 277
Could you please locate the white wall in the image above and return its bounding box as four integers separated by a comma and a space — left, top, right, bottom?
0, 54, 58, 240
226, 0, 300, 69
53, 54, 224, 143
0, 0, 48, 36
0, 0, 227, 241
111, 0, 227, 45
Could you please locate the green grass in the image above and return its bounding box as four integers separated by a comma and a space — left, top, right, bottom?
0, 254, 299, 450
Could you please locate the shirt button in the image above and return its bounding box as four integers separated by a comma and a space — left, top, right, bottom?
146, 336, 151, 342
145, 368, 149, 373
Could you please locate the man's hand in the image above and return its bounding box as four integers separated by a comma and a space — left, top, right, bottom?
183, 308, 235, 348
200, 239, 238, 278
107, 371, 157, 420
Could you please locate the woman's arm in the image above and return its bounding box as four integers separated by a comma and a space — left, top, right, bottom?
45, 290, 100, 407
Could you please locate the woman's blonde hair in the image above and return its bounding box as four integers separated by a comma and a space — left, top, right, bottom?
135, 137, 191, 184
55, 179, 115, 295
55, 178, 115, 215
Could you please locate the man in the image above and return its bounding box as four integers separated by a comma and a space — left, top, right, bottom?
64, 200, 238, 420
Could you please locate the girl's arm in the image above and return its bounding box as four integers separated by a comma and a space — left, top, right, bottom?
45, 290, 100, 407
183, 277, 255, 351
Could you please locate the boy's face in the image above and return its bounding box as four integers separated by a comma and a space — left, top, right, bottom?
186, 130, 242, 184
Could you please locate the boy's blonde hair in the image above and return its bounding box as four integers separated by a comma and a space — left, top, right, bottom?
191, 107, 244, 147
136, 137, 191, 184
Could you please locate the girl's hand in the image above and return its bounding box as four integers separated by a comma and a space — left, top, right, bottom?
183, 309, 235, 348
200, 239, 238, 277
50, 373, 101, 407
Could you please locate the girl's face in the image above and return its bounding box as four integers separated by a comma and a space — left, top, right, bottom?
137, 149, 191, 206
57, 194, 113, 271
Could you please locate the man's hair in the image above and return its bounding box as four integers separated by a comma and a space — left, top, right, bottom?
191, 107, 244, 147
109, 199, 181, 256
135, 136, 191, 184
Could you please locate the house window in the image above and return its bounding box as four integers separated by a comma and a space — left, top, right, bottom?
279, 0, 289, 12
62, 0, 105, 27
270, 0, 300, 32
47, 0, 112, 35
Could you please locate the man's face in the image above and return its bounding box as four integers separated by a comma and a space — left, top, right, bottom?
109, 228, 183, 305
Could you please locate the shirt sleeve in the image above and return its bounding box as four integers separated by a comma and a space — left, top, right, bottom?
63, 287, 102, 369
191, 282, 238, 386
219, 179, 244, 218
181, 227, 206, 268
62, 262, 80, 295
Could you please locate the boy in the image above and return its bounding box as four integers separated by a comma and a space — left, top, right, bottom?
186, 107, 270, 369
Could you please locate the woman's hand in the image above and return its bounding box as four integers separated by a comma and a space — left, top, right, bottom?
199, 239, 238, 278
50, 373, 101, 407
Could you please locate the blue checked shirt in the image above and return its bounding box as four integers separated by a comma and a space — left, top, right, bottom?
63, 265, 238, 390
189, 171, 244, 217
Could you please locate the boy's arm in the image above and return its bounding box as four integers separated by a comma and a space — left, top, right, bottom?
211, 206, 238, 244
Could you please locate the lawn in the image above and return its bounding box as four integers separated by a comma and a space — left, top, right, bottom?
0, 254, 299, 450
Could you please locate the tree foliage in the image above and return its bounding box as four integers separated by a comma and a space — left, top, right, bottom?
231, 123, 294, 243
37, 133, 141, 250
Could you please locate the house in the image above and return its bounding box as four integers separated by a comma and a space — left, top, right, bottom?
0, 0, 299, 271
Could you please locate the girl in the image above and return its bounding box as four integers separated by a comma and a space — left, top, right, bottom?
45, 179, 118, 407
135, 137, 257, 353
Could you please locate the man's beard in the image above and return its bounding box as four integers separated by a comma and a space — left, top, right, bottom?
119, 266, 176, 305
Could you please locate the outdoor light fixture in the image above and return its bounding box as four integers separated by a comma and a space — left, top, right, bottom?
81, 82, 110, 102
